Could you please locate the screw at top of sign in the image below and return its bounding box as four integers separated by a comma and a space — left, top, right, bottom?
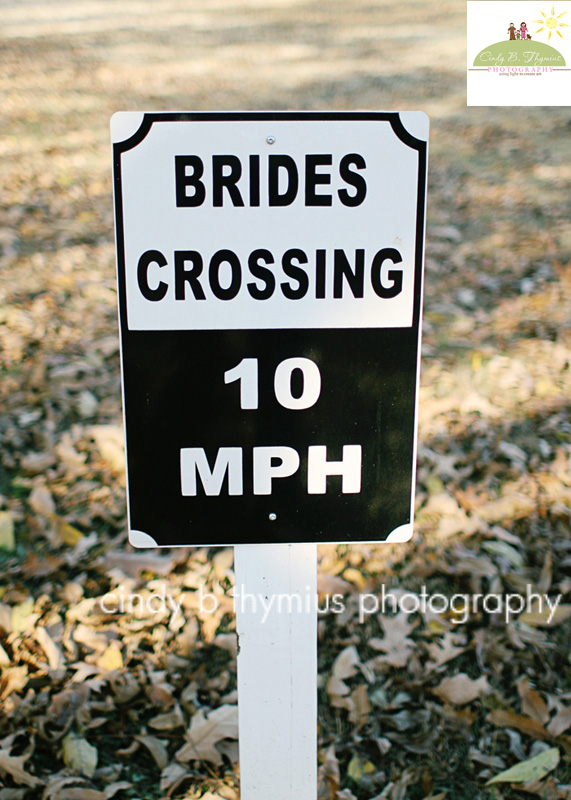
266, 135, 276, 145
269, 513, 277, 521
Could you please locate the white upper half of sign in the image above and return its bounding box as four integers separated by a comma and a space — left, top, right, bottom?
112, 113, 428, 331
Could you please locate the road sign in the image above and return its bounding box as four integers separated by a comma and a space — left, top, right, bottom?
111, 111, 428, 548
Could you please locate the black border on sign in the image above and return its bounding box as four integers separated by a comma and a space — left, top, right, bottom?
112, 111, 428, 546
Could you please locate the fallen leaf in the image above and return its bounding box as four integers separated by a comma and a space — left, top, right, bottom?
0, 666, 28, 700
96, 643, 123, 671
349, 684, 371, 728
487, 709, 549, 741
519, 604, 571, 627
518, 678, 549, 725
478, 494, 536, 524
160, 761, 190, 794
317, 573, 352, 596
148, 705, 185, 731
547, 707, 571, 738
62, 734, 98, 777
88, 425, 125, 473
134, 735, 169, 769
11, 598, 35, 634
347, 754, 376, 783
0, 512, 15, 551
29, 484, 56, 516
369, 613, 415, 668
54, 791, 106, 800
317, 744, 340, 800
53, 516, 84, 547
425, 633, 466, 670
486, 747, 560, 785
326, 645, 362, 706
36, 626, 65, 670
176, 705, 239, 764
0, 749, 42, 787
432, 674, 491, 705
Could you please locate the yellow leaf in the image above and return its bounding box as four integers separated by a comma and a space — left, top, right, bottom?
519, 603, 571, 627
347, 754, 375, 782
62, 733, 98, 777
11, 599, 35, 634
96, 643, 123, 671
486, 747, 559, 786
342, 568, 367, 591
0, 512, 15, 551
54, 516, 84, 546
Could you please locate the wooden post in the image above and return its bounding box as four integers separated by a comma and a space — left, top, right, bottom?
235, 544, 317, 799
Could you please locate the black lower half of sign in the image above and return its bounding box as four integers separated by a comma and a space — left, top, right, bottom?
121, 327, 419, 546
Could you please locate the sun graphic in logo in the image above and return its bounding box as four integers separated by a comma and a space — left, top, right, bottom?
534, 3, 569, 41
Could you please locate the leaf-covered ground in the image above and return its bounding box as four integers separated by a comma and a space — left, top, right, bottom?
1, 1, 571, 798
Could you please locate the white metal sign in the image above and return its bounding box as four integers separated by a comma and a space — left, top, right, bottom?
112, 112, 428, 549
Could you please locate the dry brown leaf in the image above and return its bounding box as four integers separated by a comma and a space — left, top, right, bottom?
134, 735, 169, 769
88, 425, 125, 473
326, 645, 362, 706
487, 709, 550, 741
518, 678, 549, 725
478, 493, 536, 523
547, 706, 571, 738
149, 705, 185, 731
0, 749, 42, 787
55, 439, 87, 480
176, 704, 239, 764
102, 551, 182, 577
36, 626, 65, 671
0, 666, 28, 700
160, 761, 190, 794
425, 633, 466, 670
20, 451, 56, 474
317, 744, 340, 800
538, 550, 553, 594
349, 684, 371, 728
317, 573, 352, 596
432, 673, 491, 705
110, 672, 140, 703
29, 483, 56, 516
104, 782, 133, 799
369, 613, 415, 668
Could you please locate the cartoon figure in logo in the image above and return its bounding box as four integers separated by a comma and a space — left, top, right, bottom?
516, 30, 521, 38
520, 22, 528, 38
508, 22, 517, 39
527, 33, 532, 39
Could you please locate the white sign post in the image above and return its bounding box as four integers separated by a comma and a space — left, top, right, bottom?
235, 544, 317, 798
112, 111, 428, 798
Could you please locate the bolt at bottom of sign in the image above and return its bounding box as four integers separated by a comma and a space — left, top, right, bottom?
269, 513, 277, 521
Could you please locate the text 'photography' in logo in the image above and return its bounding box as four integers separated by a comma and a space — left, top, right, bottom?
473, 4, 568, 72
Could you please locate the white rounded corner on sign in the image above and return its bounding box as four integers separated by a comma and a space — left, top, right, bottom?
110, 112, 146, 145
129, 529, 158, 548
398, 111, 429, 143
385, 523, 413, 543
